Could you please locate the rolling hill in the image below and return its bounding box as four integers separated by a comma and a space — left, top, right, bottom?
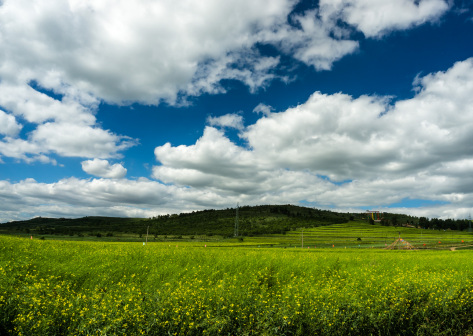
0, 204, 469, 239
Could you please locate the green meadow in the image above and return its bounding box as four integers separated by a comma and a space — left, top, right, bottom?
2, 223, 473, 335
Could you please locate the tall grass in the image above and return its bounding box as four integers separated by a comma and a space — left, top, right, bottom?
1, 235, 473, 335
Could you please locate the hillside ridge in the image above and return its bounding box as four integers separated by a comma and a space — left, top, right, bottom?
1, 204, 469, 237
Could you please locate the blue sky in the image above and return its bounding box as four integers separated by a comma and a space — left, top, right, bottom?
1, 0, 473, 222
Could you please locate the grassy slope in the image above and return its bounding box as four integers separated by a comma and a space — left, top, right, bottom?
3, 216, 473, 251
274, 221, 473, 249
2, 234, 473, 335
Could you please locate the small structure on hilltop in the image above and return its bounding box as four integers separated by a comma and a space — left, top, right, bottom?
385, 238, 416, 250
366, 210, 382, 223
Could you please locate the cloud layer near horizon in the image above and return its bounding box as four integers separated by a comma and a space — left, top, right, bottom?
2, 57, 473, 222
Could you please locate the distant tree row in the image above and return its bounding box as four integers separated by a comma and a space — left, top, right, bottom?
364, 213, 472, 231
418, 217, 471, 231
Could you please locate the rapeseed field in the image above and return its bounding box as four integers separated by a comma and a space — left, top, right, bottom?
1, 235, 473, 335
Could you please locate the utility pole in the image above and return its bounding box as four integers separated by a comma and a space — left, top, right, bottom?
301, 229, 304, 248
234, 203, 239, 237
146, 225, 149, 244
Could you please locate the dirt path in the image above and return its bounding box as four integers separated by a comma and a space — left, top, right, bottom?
450, 244, 473, 251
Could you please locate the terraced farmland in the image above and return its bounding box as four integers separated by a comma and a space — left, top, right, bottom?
229, 221, 473, 250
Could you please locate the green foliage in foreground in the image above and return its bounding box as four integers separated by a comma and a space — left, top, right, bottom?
1, 235, 473, 336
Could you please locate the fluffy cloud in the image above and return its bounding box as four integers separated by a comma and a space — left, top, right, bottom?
0, 112, 136, 163
0, 138, 45, 163
0, 0, 450, 164
0, 0, 293, 105
244, 93, 394, 180
0, 110, 22, 137
154, 127, 255, 182
81, 159, 127, 179
31, 122, 135, 159
3, 59, 471, 222
152, 58, 473, 218
0, 0, 450, 105
253, 103, 274, 116
0, 81, 136, 162
2, 57, 472, 223
245, 58, 473, 181
260, 9, 359, 70
207, 114, 244, 131
319, 0, 450, 37
0, 0, 461, 222
0, 82, 96, 125
0, 177, 231, 222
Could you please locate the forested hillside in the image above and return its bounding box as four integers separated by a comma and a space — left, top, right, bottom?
146, 204, 349, 237
1, 204, 471, 238
1, 205, 349, 237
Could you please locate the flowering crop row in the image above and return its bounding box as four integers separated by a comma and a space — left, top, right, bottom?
1, 236, 473, 335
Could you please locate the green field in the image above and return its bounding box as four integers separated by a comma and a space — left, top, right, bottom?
270, 221, 473, 249
2, 224, 473, 335
6, 220, 473, 250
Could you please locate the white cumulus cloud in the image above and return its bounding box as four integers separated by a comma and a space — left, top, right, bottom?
152, 58, 473, 218
0, 110, 22, 137
207, 114, 244, 131
0, 0, 450, 105
253, 103, 274, 116
0, 0, 451, 166
0, 82, 136, 163
0, 0, 462, 222
319, 0, 450, 38
0, 0, 295, 105
81, 159, 127, 179
0, 177, 231, 222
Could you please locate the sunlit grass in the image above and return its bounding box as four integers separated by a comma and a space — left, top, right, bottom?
2, 231, 473, 335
